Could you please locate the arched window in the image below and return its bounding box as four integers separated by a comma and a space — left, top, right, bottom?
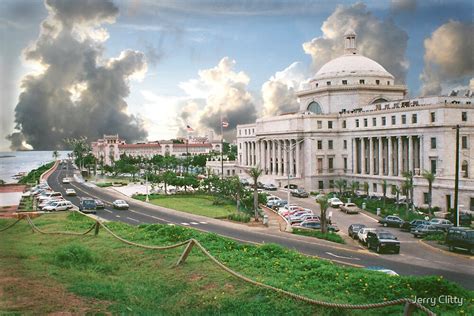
371, 98, 388, 104
462, 160, 469, 178
307, 101, 322, 114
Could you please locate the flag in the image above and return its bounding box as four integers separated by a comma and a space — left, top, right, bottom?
186, 125, 194, 132
221, 118, 229, 128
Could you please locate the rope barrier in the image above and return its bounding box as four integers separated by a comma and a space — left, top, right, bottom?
0, 218, 22, 232
25, 215, 96, 236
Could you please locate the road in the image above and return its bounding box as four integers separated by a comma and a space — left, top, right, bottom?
47, 164, 474, 290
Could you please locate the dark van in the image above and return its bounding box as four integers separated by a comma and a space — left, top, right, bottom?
79, 197, 97, 214
446, 227, 474, 255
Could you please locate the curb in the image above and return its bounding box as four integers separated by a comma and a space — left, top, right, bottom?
40, 160, 59, 182
418, 239, 473, 260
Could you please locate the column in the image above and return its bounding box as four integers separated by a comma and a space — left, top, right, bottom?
361, 138, 366, 174
256, 141, 260, 167
408, 136, 413, 173
295, 140, 301, 177
272, 140, 276, 175
369, 137, 374, 175
289, 139, 294, 176
351, 138, 355, 174
378, 137, 382, 175
388, 137, 393, 176
276, 140, 281, 176
419, 136, 424, 172
397, 137, 403, 176
243, 142, 246, 165
265, 141, 270, 174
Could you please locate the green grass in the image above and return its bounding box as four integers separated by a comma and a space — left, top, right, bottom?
18, 161, 54, 184
0, 213, 472, 315
227, 212, 251, 223
292, 228, 345, 244
135, 194, 237, 218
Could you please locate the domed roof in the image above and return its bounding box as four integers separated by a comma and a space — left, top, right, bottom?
315, 54, 393, 80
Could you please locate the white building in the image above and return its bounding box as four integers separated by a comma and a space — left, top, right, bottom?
237, 31, 474, 212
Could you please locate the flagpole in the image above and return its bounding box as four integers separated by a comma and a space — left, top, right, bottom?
220, 112, 224, 180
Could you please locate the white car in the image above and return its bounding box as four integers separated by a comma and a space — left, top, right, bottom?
37, 192, 62, 202
113, 199, 129, 209
62, 177, 71, 184
43, 200, 73, 212
65, 188, 76, 196
38, 197, 65, 209
358, 228, 378, 245
328, 197, 344, 208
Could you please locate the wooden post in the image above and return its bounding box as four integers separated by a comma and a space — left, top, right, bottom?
94, 221, 100, 236
176, 240, 195, 266
403, 302, 416, 316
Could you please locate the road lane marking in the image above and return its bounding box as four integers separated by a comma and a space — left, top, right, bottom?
199, 222, 208, 224
167, 223, 175, 226
126, 217, 140, 223
360, 212, 379, 222
116, 215, 121, 218
190, 222, 199, 225
104, 209, 113, 213
181, 223, 190, 226
325, 252, 361, 261
128, 209, 170, 223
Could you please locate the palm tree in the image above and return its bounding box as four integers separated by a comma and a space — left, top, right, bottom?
316, 194, 329, 234
381, 180, 388, 208
246, 167, 263, 221
334, 179, 347, 196
402, 171, 414, 213
393, 185, 402, 213
363, 182, 369, 197
422, 170, 436, 215
52, 150, 59, 161
350, 181, 359, 198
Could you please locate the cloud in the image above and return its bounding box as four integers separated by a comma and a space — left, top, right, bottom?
390, 0, 417, 12
261, 62, 308, 116
302, 2, 409, 83
420, 20, 474, 96
8, 0, 148, 150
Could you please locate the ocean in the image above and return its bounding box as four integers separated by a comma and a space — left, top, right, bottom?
0, 151, 71, 183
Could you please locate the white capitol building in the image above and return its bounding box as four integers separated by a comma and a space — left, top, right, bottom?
236, 31, 473, 212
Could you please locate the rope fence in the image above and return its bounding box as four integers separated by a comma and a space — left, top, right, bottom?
0, 212, 436, 316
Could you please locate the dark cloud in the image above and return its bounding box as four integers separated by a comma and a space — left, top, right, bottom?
8, 0, 148, 150
5, 132, 30, 151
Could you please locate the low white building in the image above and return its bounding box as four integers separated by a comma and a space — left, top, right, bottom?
236, 31, 474, 212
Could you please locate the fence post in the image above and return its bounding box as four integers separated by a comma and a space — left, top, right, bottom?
94, 221, 100, 236
403, 301, 416, 316
176, 240, 195, 266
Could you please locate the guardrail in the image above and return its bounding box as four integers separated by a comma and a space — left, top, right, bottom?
0, 211, 436, 316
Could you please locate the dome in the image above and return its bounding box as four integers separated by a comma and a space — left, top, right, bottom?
314, 54, 394, 80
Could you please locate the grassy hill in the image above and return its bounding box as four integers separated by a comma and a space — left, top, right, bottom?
0, 212, 471, 315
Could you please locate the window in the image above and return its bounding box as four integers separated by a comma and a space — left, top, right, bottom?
343, 140, 347, 149
387, 81, 390, 85
430, 159, 437, 175
239, 130, 241, 135
359, 79, 365, 84
317, 140, 323, 150
364, 118, 368, 127
317, 120, 322, 129
315, 83, 318, 87
412, 114, 417, 124
382, 117, 386, 126
318, 181, 324, 190
328, 158, 334, 171
317, 158, 323, 173
430, 112, 436, 122
391, 115, 396, 125
356, 119, 360, 127
462, 161, 468, 178
342, 80, 347, 85
329, 180, 334, 188
328, 121, 333, 129
372, 117, 377, 126
327, 81, 331, 86
462, 136, 468, 149
376, 79, 380, 85
424, 193, 429, 204
342, 120, 347, 128
343, 157, 348, 171
471, 198, 474, 211
462, 112, 467, 121
430, 137, 437, 149
402, 115, 407, 124
373, 183, 377, 192
308, 102, 322, 114
328, 140, 333, 150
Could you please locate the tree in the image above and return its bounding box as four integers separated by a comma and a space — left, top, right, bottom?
381, 180, 388, 208
334, 179, 347, 196
363, 182, 369, 197
422, 170, 436, 215
52, 150, 60, 161
316, 194, 329, 234
350, 181, 359, 198
246, 167, 263, 221
393, 185, 402, 213
402, 171, 414, 214
64, 137, 90, 171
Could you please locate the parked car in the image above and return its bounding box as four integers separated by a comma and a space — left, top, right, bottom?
358, 228, 378, 245
328, 197, 344, 208
39, 198, 65, 210
37, 192, 62, 202
291, 189, 309, 198
284, 184, 298, 190
95, 199, 105, 209
62, 177, 71, 184
266, 196, 281, 207
113, 199, 129, 210
65, 188, 76, 196
43, 200, 73, 212
429, 218, 453, 232
348, 224, 366, 239
411, 224, 443, 238
288, 211, 314, 224
366, 230, 400, 254
446, 227, 474, 254
296, 221, 339, 232
264, 183, 277, 191
400, 219, 430, 232
340, 203, 361, 214
79, 197, 97, 214
271, 200, 288, 210
379, 215, 404, 228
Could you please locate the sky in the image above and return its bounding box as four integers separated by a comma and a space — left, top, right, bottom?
0, 0, 472, 151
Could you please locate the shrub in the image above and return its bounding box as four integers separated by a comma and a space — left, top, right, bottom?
227, 213, 251, 223
96, 182, 112, 187
53, 243, 95, 268
292, 228, 345, 244
18, 162, 54, 184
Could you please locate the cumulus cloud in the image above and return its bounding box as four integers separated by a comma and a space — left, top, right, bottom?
420, 20, 474, 96
8, 0, 148, 150
261, 62, 308, 116
176, 57, 257, 141
302, 2, 409, 83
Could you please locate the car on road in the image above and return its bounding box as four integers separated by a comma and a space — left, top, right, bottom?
379, 215, 404, 228
43, 200, 73, 212
62, 177, 71, 184
400, 219, 430, 232
113, 199, 129, 210
328, 197, 344, 208
348, 224, 366, 239
95, 199, 105, 209
366, 230, 400, 254
358, 228, 378, 245
340, 203, 360, 214
291, 189, 309, 198
446, 227, 474, 254
65, 188, 76, 196
429, 218, 453, 232
411, 224, 443, 238
79, 197, 97, 214
264, 183, 277, 191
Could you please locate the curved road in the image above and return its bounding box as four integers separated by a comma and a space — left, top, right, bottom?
47, 165, 474, 290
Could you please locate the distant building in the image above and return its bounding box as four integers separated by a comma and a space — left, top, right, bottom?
91, 134, 220, 165
236, 31, 474, 212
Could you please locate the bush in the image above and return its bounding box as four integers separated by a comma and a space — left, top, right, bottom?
53, 243, 95, 268
423, 233, 446, 244
292, 228, 345, 244
227, 213, 251, 223
18, 162, 54, 184
96, 182, 112, 187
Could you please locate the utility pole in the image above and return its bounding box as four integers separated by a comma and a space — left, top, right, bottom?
453, 124, 460, 227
